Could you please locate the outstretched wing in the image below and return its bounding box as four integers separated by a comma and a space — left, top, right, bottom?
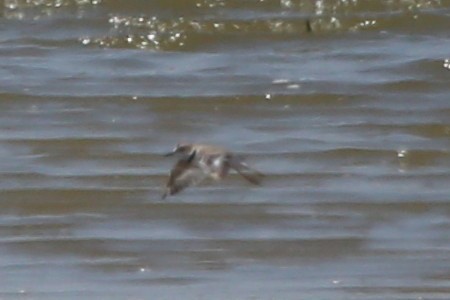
162, 158, 207, 199
228, 156, 264, 185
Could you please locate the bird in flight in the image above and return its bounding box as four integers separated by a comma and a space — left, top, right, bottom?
162, 143, 263, 199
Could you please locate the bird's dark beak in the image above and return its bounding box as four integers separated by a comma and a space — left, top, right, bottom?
163, 150, 176, 157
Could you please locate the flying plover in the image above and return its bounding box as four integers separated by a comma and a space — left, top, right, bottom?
162, 143, 263, 199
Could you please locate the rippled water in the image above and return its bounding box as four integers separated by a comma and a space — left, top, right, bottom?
1, 0, 450, 299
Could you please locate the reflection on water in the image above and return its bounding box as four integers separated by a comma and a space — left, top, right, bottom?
1, 0, 450, 299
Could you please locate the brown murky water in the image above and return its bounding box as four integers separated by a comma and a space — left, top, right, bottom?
1, 0, 450, 299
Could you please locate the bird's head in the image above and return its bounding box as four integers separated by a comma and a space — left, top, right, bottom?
164, 143, 195, 157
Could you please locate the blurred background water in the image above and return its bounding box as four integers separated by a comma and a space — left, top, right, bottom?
0, 0, 449, 299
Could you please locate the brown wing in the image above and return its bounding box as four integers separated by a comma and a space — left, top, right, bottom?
228, 156, 264, 185
162, 158, 207, 199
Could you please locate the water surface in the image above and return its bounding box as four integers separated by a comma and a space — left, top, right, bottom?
1, 0, 449, 299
